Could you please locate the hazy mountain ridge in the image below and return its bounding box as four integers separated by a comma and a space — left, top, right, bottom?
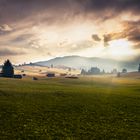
34, 56, 140, 72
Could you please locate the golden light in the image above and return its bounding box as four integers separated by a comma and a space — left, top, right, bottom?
39, 31, 58, 43
106, 39, 136, 59
63, 24, 95, 42
33, 24, 94, 46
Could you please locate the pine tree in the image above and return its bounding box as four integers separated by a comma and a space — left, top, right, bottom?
138, 64, 140, 72
2, 60, 14, 77
81, 69, 86, 75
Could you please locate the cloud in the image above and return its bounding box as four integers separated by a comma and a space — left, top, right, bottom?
0, 24, 13, 35
11, 34, 33, 43
0, 0, 140, 25
103, 32, 125, 46
0, 48, 26, 56
92, 34, 101, 41
123, 20, 140, 44
103, 19, 140, 48
83, 0, 140, 15
68, 40, 93, 52
0, 0, 140, 62
0, 24, 12, 32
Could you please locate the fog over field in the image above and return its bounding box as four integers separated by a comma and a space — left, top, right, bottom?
0, 1, 140, 139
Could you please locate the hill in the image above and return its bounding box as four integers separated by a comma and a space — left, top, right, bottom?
14, 65, 80, 77
34, 55, 140, 72
121, 71, 140, 78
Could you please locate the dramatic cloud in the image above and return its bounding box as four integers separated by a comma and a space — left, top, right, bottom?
92, 34, 101, 42
0, 0, 140, 63
103, 20, 140, 48
124, 20, 140, 44
11, 34, 33, 43
0, 48, 26, 56
0, 24, 12, 32
84, 0, 140, 12
68, 40, 94, 52
103, 32, 126, 47
0, 0, 140, 24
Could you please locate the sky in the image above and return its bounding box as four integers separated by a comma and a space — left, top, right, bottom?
0, 0, 140, 64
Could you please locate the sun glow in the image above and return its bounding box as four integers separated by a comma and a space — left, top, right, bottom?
106, 39, 136, 59
39, 31, 58, 43
30, 25, 137, 61
77, 39, 137, 60
68, 25, 93, 41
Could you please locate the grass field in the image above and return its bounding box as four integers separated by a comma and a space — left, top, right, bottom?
0, 76, 140, 139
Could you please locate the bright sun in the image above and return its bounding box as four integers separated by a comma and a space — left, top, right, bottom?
78, 39, 137, 60
107, 39, 136, 58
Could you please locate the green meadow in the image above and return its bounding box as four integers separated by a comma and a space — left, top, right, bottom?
0, 76, 140, 139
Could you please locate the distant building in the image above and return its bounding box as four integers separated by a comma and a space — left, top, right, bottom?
13, 75, 22, 79
65, 76, 78, 79
46, 73, 55, 77
33, 77, 38, 80
60, 73, 67, 77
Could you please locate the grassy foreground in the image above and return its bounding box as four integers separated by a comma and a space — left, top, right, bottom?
0, 76, 140, 139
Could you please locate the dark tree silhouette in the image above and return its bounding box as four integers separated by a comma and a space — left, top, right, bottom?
2, 60, 14, 77
117, 72, 121, 77
88, 67, 100, 75
102, 69, 105, 74
122, 68, 127, 73
138, 64, 140, 72
81, 69, 87, 75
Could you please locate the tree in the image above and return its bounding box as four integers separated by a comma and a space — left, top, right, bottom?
88, 67, 100, 75
2, 60, 14, 77
102, 69, 105, 74
81, 69, 87, 75
122, 68, 127, 73
112, 69, 117, 74
117, 72, 121, 77
138, 64, 140, 72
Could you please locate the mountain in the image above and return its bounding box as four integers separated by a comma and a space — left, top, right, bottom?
34, 55, 140, 72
